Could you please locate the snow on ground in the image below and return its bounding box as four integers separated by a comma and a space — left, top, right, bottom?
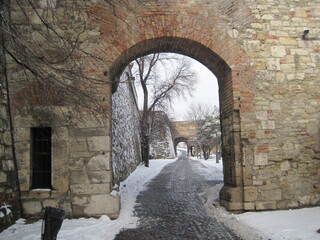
192, 155, 320, 240
1, 156, 319, 240
0, 158, 177, 240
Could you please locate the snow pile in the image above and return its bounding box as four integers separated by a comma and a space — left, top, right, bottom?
236, 207, 320, 240
0, 159, 177, 240
191, 155, 223, 181
191, 156, 320, 240
0, 204, 12, 218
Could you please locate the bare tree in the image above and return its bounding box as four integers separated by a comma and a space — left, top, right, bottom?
0, 0, 150, 121
133, 53, 197, 167
186, 103, 220, 160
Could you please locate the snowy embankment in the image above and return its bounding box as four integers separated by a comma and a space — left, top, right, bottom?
193, 156, 320, 240
0, 159, 177, 240
1, 156, 319, 240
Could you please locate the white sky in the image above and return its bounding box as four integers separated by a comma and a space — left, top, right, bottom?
169, 58, 219, 121
134, 55, 220, 121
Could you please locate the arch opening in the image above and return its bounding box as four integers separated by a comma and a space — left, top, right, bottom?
110, 36, 243, 211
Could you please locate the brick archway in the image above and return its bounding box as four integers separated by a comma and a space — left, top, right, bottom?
86, 0, 256, 212
105, 35, 254, 211
174, 137, 189, 156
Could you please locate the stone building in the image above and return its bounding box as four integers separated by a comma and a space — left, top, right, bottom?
149, 111, 175, 159
0, 0, 319, 228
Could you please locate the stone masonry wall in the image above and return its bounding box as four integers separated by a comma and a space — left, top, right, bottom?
112, 67, 142, 185
149, 114, 175, 159
1, 0, 319, 220
0, 2, 21, 230
234, 0, 320, 210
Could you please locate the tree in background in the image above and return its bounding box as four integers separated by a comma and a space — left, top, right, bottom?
186, 103, 220, 160
133, 53, 197, 167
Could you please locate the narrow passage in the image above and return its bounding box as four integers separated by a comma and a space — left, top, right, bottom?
115, 157, 240, 240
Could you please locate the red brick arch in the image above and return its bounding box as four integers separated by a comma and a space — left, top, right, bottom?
88, 1, 256, 211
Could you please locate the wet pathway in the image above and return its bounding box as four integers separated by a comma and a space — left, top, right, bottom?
115, 157, 241, 240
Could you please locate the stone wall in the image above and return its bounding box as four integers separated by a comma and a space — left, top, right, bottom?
149, 112, 175, 159
229, 0, 320, 211
112, 67, 142, 185
1, 0, 319, 220
0, 1, 21, 230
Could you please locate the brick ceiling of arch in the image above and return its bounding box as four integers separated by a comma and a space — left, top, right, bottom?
87, 0, 256, 115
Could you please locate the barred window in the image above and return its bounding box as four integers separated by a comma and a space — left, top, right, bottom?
31, 127, 52, 189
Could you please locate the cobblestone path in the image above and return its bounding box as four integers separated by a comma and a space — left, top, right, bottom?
114, 157, 241, 240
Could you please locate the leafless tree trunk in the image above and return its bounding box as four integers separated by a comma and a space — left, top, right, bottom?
133, 53, 197, 166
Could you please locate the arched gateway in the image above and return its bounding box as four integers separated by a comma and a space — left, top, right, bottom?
2, 0, 319, 221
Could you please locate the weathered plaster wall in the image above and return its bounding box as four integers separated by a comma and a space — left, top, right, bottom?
112, 68, 142, 185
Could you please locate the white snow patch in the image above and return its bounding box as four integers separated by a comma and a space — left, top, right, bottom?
236, 207, 320, 240
191, 155, 223, 181
31, 189, 51, 192
0, 204, 12, 218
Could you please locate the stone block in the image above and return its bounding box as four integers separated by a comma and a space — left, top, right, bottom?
3, 131, 12, 145
60, 201, 72, 215
266, 58, 280, 70
261, 120, 275, 129
0, 171, 7, 183
84, 194, 120, 218
254, 153, 268, 166
22, 201, 42, 215
87, 154, 111, 171
87, 170, 112, 183
298, 195, 311, 206
52, 174, 69, 192
279, 37, 297, 45
256, 201, 277, 210
242, 167, 253, 185
52, 141, 68, 163
280, 161, 290, 171
271, 46, 286, 57
29, 190, 51, 198
261, 188, 282, 201
43, 200, 59, 208
219, 186, 243, 203
72, 205, 85, 216
70, 170, 89, 184
70, 183, 111, 194
244, 202, 255, 210
72, 196, 89, 205
87, 136, 110, 152
244, 186, 258, 202
255, 111, 268, 120
70, 140, 88, 153
2, 160, 15, 171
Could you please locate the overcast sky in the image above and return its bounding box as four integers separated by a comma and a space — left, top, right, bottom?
169, 58, 219, 121
133, 55, 220, 121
